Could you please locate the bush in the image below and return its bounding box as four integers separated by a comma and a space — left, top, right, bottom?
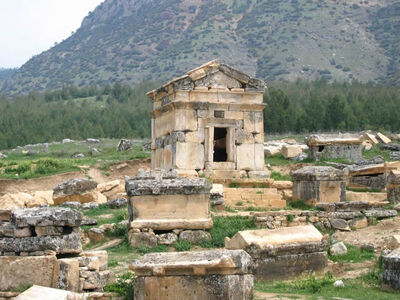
104, 272, 135, 298
200, 216, 256, 248
173, 240, 191, 251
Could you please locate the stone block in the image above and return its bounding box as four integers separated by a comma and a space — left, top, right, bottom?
82, 270, 110, 290
35, 226, 64, 236
377, 132, 391, 144
0, 255, 57, 291
0, 227, 82, 254
330, 242, 347, 256
129, 232, 158, 248
88, 228, 105, 244
0, 210, 11, 222
14, 285, 85, 300
80, 251, 108, 271
174, 109, 197, 132
363, 133, 379, 145
11, 207, 82, 227
55, 258, 80, 292
382, 248, 400, 290
175, 142, 204, 170
179, 230, 211, 244
14, 227, 31, 238
281, 145, 302, 159
157, 233, 178, 245
254, 143, 265, 170
134, 274, 253, 300
237, 144, 255, 170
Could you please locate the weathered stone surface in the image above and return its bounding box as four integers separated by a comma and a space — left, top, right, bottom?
31, 190, 54, 207
81, 270, 110, 290
386, 235, 400, 251
35, 226, 64, 236
363, 209, 397, 219
134, 274, 253, 300
53, 178, 97, 199
0, 210, 11, 222
61, 201, 82, 208
129, 232, 158, 248
55, 258, 80, 292
253, 252, 327, 281
363, 133, 379, 145
330, 242, 347, 256
292, 166, 346, 181
97, 180, 120, 193
382, 248, 400, 290
387, 171, 400, 203
376, 132, 391, 144
12, 207, 82, 227
54, 191, 106, 205
106, 197, 128, 208
125, 169, 211, 196
329, 218, 350, 231
15, 285, 85, 300
0, 227, 82, 254
88, 228, 105, 244
82, 202, 99, 209
0, 193, 33, 210
179, 230, 211, 244
346, 191, 387, 202
157, 233, 178, 245
0, 255, 57, 290
348, 217, 368, 229
281, 145, 302, 159
79, 251, 108, 271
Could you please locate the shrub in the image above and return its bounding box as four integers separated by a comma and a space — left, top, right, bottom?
104, 272, 135, 298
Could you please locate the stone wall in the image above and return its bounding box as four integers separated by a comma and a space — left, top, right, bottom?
0, 207, 109, 293
387, 171, 400, 203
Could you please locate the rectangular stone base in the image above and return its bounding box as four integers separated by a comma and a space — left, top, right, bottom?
134, 274, 253, 300
224, 188, 286, 209
253, 252, 327, 281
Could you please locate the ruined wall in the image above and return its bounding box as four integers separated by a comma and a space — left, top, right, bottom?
309, 144, 363, 162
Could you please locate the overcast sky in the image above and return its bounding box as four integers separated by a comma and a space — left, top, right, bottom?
0, 0, 104, 68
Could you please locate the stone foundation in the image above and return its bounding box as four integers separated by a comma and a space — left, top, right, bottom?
387, 171, 400, 203
130, 249, 254, 300
291, 166, 346, 204
223, 188, 286, 210
225, 225, 328, 280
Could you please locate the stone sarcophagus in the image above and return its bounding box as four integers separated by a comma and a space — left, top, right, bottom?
306, 134, 363, 162
130, 249, 254, 300
125, 169, 213, 247
146, 60, 267, 179
225, 225, 328, 281
291, 166, 347, 204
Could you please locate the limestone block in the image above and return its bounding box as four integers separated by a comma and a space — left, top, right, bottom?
0, 210, 11, 222
252, 252, 327, 281
264, 146, 281, 156
134, 274, 253, 300
14, 285, 85, 300
14, 227, 31, 238
96, 180, 120, 193
0, 222, 15, 237
376, 132, 391, 144
157, 233, 178, 245
80, 251, 108, 271
243, 111, 263, 133
254, 143, 265, 170
363, 209, 397, 219
179, 230, 211, 244
235, 129, 254, 144
88, 228, 105, 244
53, 190, 107, 205
82, 270, 110, 290
363, 133, 379, 145
189, 68, 206, 81
348, 217, 368, 229
129, 232, 158, 248
175, 142, 204, 170
12, 207, 82, 227
35, 226, 64, 236
281, 145, 302, 159
386, 235, 400, 250
185, 131, 204, 144
174, 109, 197, 132
195, 71, 242, 89
237, 144, 255, 170
55, 258, 80, 292
362, 140, 373, 151
0, 255, 57, 291
329, 218, 350, 231
131, 249, 253, 276
382, 248, 400, 290
330, 242, 347, 256
0, 227, 82, 254
346, 191, 387, 202
0, 193, 32, 210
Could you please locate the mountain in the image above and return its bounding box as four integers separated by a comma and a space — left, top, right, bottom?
2, 0, 400, 95
0, 68, 17, 85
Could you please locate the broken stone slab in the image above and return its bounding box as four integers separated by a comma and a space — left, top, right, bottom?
329, 218, 350, 231
363, 209, 397, 219
79, 251, 108, 271
131, 249, 253, 276
88, 228, 105, 244
157, 233, 178, 245
382, 248, 400, 290
0, 255, 58, 291
15, 285, 85, 300
11, 207, 82, 227
179, 230, 211, 244
0, 227, 82, 254
81, 270, 110, 290
54, 178, 97, 197
330, 242, 347, 256
225, 225, 328, 257
376, 132, 391, 144
281, 145, 302, 159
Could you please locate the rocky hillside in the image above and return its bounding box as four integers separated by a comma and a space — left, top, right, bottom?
2, 0, 400, 94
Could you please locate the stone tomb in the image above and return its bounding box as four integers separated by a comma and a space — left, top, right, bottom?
382, 248, 400, 290
225, 225, 328, 280
125, 169, 213, 247
130, 249, 254, 300
0, 207, 109, 293
387, 170, 400, 203
306, 134, 363, 162
146, 60, 268, 179
291, 166, 347, 204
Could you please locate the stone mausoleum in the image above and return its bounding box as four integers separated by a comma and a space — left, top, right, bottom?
147, 60, 267, 178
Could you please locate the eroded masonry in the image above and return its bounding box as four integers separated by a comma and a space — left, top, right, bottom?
147, 60, 268, 179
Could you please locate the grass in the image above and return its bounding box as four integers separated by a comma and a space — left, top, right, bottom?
329, 243, 375, 263
363, 144, 392, 161
200, 216, 256, 248
346, 187, 385, 193
0, 138, 150, 179
270, 171, 292, 181
104, 272, 135, 299
173, 240, 192, 251
255, 271, 400, 299
265, 154, 296, 166
137, 244, 168, 254
81, 205, 128, 227
286, 200, 316, 211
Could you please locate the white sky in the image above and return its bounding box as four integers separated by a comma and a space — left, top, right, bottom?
0, 0, 104, 68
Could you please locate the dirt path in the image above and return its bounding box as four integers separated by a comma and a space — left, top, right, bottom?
0, 158, 151, 195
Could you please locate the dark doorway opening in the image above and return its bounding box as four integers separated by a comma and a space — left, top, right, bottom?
213, 127, 227, 162
318, 145, 325, 152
